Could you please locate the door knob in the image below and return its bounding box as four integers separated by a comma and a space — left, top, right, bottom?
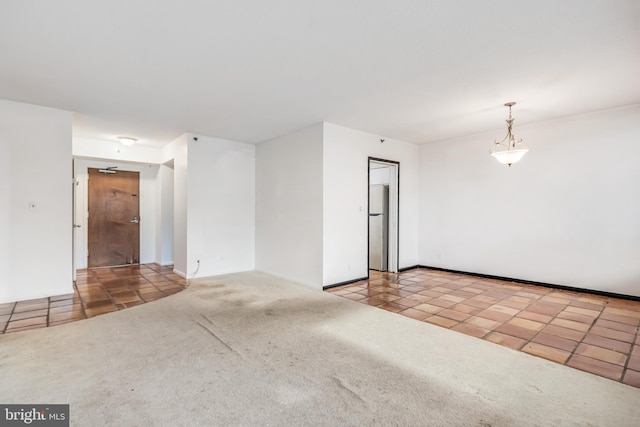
131, 216, 139, 224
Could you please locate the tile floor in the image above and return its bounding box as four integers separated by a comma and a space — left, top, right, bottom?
0, 264, 187, 334
326, 268, 640, 388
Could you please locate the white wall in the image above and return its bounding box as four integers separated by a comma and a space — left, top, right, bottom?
419, 105, 640, 297
166, 135, 188, 276
0, 100, 73, 303
74, 159, 159, 269
186, 134, 255, 277
255, 124, 324, 288
323, 123, 420, 286
155, 163, 174, 266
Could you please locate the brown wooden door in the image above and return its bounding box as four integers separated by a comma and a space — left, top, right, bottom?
88, 168, 140, 267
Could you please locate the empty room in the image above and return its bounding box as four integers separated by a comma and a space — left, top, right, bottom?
1, 1, 639, 425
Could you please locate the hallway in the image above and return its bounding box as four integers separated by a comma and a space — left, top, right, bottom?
0, 264, 187, 334
327, 268, 640, 388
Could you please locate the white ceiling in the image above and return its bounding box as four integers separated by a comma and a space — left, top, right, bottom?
1, 1, 639, 148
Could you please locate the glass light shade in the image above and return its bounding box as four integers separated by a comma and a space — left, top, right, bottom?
117, 137, 137, 146
491, 148, 529, 166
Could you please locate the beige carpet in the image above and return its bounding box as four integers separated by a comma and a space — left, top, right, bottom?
1, 271, 638, 426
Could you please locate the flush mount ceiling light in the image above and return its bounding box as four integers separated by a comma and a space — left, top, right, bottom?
117, 136, 137, 146
490, 102, 529, 167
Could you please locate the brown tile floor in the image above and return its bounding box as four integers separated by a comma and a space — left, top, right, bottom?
327, 268, 640, 388
0, 264, 187, 334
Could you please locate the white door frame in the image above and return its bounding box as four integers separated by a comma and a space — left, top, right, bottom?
72, 159, 77, 281
368, 157, 399, 274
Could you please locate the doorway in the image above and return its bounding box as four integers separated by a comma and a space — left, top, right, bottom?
368, 158, 399, 273
87, 167, 140, 267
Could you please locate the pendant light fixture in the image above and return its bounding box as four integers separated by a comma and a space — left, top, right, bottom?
490, 102, 528, 167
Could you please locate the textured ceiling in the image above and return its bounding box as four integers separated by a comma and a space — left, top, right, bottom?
1, 0, 639, 147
